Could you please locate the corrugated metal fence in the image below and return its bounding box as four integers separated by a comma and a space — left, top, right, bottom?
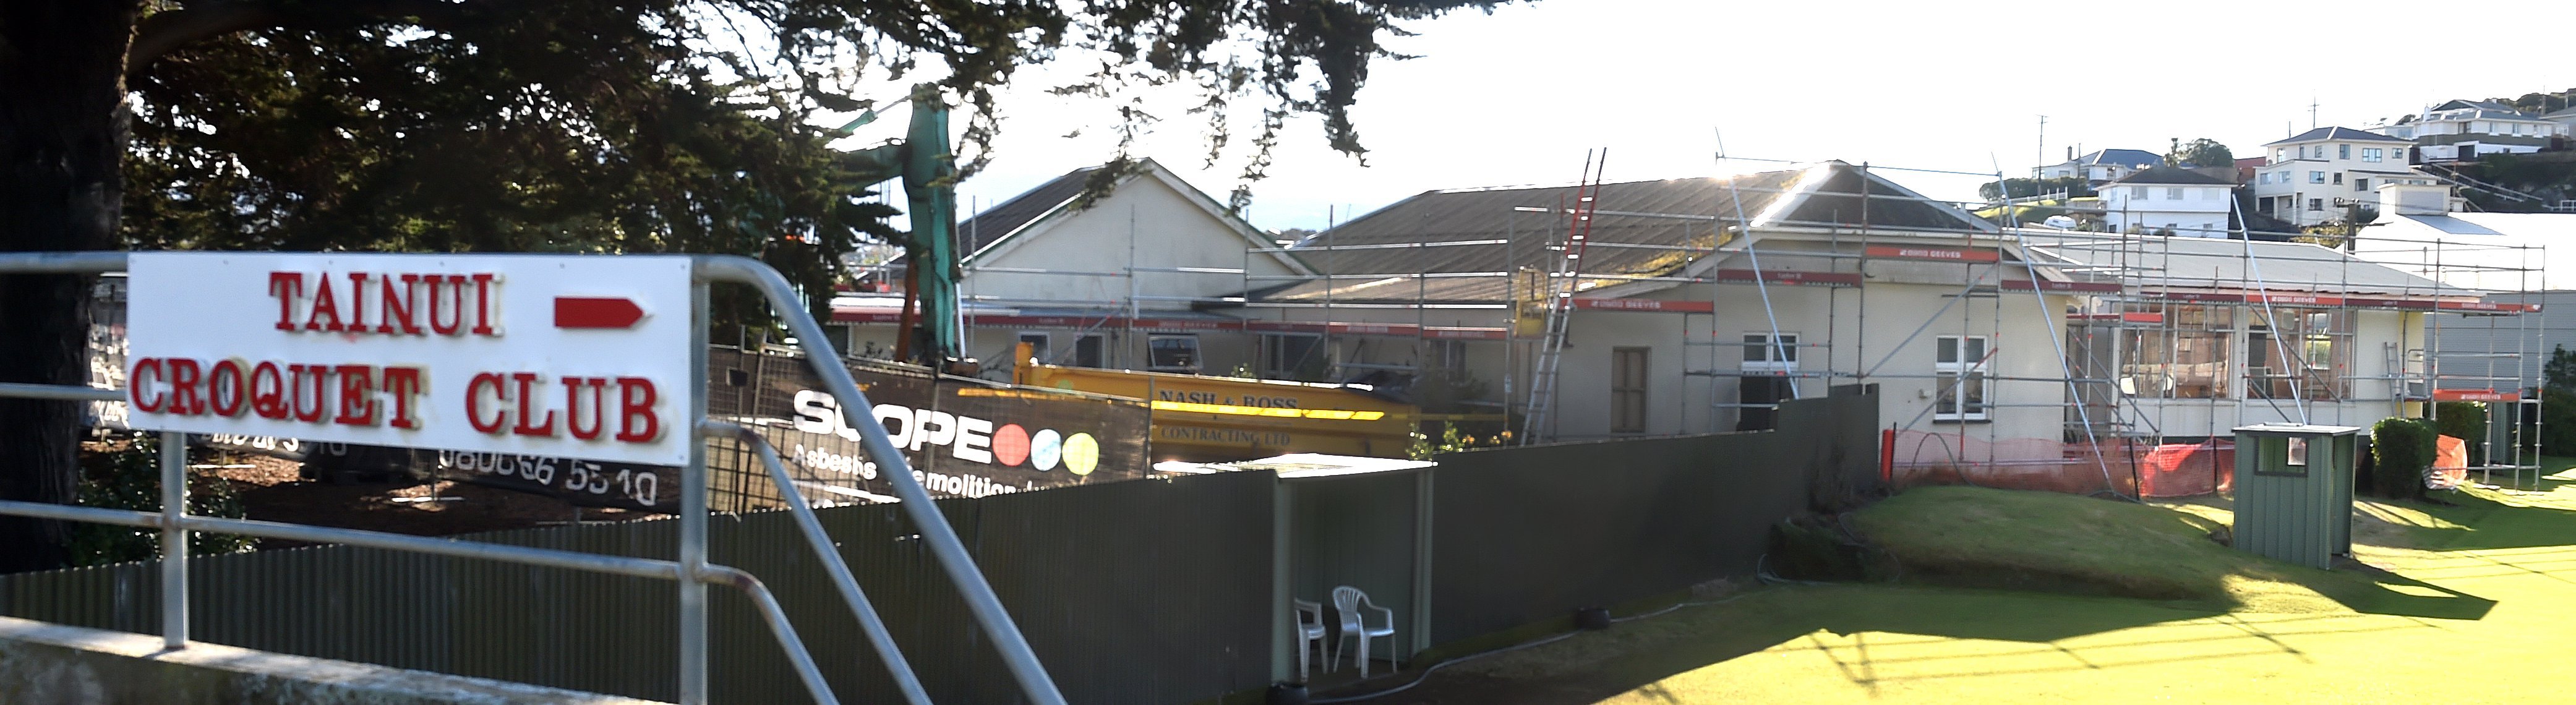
0, 470, 1275, 704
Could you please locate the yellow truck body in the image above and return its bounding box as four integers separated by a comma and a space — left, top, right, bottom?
1011, 348, 1417, 461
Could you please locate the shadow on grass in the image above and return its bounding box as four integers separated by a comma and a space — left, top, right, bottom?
1356, 584, 2444, 705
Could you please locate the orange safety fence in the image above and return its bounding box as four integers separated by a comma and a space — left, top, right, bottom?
2431, 435, 2468, 490
1885, 430, 2238, 498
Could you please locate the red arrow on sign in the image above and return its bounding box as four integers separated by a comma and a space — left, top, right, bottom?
554, 297, 645, 329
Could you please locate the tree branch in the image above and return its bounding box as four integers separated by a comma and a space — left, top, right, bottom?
127, 0, 503, 77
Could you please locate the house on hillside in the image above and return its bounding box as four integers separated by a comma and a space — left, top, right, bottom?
2099, 168, 2236, 237
2351, 181, 2563, 393
2035, 148, 2163, 185
1239, 161, 2092, 457
2253, 127, 2425, 228
829, 158, 1312, 375
2379, 100, 2568, 163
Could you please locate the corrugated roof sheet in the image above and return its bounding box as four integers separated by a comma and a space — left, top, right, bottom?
958, 165, 1100, 257
2106, 166, 2234, 186
2019, 231, 2475, 296
1257, 162, 1992, 303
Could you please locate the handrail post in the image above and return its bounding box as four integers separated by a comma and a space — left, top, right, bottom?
678, 280, 711, 704
696, 255, 1067, 705
160, 430, 187, 649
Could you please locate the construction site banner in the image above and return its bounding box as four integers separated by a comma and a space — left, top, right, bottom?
707, 348, 1151, 506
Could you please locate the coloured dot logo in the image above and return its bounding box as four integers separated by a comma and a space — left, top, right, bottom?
991, 424, 1031, 466
1061, 433, 1098, 476
1028, 429, 1063, 471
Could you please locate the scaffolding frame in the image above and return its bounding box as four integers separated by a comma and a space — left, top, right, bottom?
826, 156, 2548, 494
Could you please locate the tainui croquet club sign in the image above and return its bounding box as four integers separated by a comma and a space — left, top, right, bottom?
123, 253, 696, 466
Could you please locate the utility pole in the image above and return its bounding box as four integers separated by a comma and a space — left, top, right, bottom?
2035, 114, 2047, 179
2310, 97, 2320, 130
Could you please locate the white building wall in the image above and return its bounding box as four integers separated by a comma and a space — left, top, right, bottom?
965, 176, 1300, 310
2253, 139, 2415, 226
2100, 184, 2233, 237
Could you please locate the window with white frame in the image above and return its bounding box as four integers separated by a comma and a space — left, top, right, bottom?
2355, 177, 2369, 192
1934, 335, 1988, 421
2363, 147, 2383, 163
2277, 170, 2290, 183
1742, 332, 1799, 371
2309, 171, 2326, 184
2332, 173, 2343, 186
2259, 173, 2272, 185
1260, 333, 1324, 380
2309, 199, 2324, 212
2339, 144, 2351, 160
2129, 186, 2147, 199
2167, 187, 2184, 200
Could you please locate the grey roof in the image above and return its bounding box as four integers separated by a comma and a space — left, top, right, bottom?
2105, 167, 2233, 186
2544, 106, 2576, 119
2264, 127, 2413, 146
2079, 149, 2163, 169
1259, 162, 1993, 303
2433, 100, 2522, 113
2019, 233, 2474, 296
957, 165, 1101, 256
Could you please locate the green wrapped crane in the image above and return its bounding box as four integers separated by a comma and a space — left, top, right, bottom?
839, 83, 971, 374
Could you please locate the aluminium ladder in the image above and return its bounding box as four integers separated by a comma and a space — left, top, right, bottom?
1520, 151, 1607, 443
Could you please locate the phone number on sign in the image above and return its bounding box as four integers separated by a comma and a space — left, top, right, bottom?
435, 450, 661, 508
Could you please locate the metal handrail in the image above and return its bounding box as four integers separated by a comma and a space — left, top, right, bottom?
0, 251, 1069, 705
705, 420, 933, 705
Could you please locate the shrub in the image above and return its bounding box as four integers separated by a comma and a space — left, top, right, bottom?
2370, 417, 2437, 501
2545, 392, 2576, 456
2432, 401, 2489, 468
69, 434, 257, 566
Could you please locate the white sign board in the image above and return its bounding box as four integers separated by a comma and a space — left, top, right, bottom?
124, 253, 696, 466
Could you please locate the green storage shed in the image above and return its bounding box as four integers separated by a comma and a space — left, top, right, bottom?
2230, 423, 2361, 570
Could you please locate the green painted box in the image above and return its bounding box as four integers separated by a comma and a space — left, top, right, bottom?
2230, 423, 2361, 570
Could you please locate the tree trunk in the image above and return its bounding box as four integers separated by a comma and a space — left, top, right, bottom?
0, 1, 142, 572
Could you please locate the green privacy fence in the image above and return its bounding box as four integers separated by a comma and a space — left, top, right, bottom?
0, 470, 1275, 704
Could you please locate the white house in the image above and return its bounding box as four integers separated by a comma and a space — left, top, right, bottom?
1245, 162, 2086, 469
2543, 106, 2576, 137
2379, 100, 2567, 163
2353, 181, 2565, 393
831, 158, 1312, 376
2253, 127, 2423, 228
2035, 148, 2163, 184
2098, 167, 2236, 237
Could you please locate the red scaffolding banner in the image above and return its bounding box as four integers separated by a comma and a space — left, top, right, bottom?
1570, 298, 1716, 314
1865, 245, 2001, 263
1714, 268, 1863, 288
2433, 389, 2522, 402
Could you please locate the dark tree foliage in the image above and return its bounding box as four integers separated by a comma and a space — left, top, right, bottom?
2370, 417, 2436, 502
0, 0, 1512, 571
2165, 138, 2233, 169
1979, 176, 2094, 202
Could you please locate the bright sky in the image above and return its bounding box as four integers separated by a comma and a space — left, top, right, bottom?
855, 0, 2572, 233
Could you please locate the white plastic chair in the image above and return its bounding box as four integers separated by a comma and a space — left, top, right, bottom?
1293, 599, 1328, 682
1331, 586, 1396, 678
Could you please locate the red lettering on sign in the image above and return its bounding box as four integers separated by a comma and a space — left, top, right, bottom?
288, 364, 330, 423
615, 377, 660, 443
129, 359, 165, 412
427, 275, 466, 335
166, 357, 205, 416
510, 372, 555, 437
382, 366, 423, 429
249, 362, 288, 419
268, 272, 304, 331
207, 360, 246, 417
304, 274, 344, 332
333, 364, 377, 426
466, 372, 507, 434
377, 273, 422, 335
471, 273, 499, 336
344, 273, 370, 331
562, 377, 609, 440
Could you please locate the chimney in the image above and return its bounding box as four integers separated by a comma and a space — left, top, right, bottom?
2377, 181, 2450, 218
2066, 145, 2074, 161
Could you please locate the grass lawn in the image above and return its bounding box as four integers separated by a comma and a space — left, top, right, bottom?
1357, 471, 2576, 704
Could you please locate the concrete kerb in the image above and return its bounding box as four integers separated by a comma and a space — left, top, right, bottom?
0, 615, 656, 705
